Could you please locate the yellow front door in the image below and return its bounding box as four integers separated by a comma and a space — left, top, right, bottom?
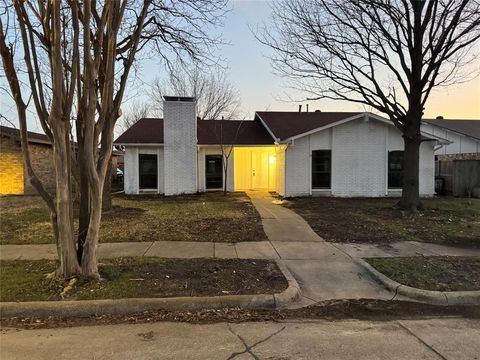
234, 146, 276, 191
251, 151, 269, 189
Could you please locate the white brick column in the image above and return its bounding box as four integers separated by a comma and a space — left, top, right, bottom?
163, 97, 198, 195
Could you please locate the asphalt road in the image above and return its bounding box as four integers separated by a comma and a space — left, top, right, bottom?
1, 317, 479, 359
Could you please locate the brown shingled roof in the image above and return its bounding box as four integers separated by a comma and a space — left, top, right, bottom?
255, 111, 362, 141
114, 118, 275, 145
423, 118, 480, 140
115, 118, 164, 144
197, 120, 274, 145
0, 125, 51, 145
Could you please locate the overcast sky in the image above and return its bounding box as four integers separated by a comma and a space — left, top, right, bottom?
1, 0, 479, 135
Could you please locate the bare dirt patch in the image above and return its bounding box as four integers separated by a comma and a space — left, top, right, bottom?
366, 256, 480, 291
283, 197, 480, 246
0, 258, 287, 302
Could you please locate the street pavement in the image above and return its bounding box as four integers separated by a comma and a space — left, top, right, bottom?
1, 317, 479, 359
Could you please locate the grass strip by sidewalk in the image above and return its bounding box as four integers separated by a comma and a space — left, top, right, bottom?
366, 256, 480, 292
0, 258, 288, 302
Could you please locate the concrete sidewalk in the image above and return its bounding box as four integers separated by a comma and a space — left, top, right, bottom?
1, 239, 477, 261
1, 191, 478, 305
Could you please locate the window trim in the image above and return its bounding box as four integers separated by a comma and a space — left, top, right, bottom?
387, 150, 404, 189
138, 153, 158, 191
311, 149, 332, 190
205, 154, 224, 191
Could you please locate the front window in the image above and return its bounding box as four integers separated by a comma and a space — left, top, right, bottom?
139, 154, 158, 189
388, 151, 404, 188
205, 155, 223, 189
312, 150, 331, 189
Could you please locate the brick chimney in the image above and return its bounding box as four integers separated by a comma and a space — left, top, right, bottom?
163, 96, 198, 195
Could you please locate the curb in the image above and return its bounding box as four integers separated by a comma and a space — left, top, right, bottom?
274, 259, 302, 308
356, 258, 480, 306
0, 260, 301, 318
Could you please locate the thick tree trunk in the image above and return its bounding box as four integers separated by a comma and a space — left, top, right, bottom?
52, 124, 81, 277
77, 171, 90, 264
81, 182, 103, 279
398, 120, 423, 211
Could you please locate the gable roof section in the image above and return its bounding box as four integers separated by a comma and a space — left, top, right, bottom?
115, 118, 164, 144
114, 118, 275, 145
255, 111, 363, 141
423, 118, 480, 141
0, 125, 51, 145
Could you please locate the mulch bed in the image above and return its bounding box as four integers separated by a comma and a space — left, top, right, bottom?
366, 256, 480, 291
0, 258, 288, 302
282, 197, 480, 246
2, 299, 479, 330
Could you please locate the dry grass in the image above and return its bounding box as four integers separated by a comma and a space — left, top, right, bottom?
283, 197, 480, 246
0, 193, 267, 245
0, 257, 287, 302
366, 256, 480, 291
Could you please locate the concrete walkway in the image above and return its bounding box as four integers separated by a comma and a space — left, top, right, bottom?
1, 191, 479, 305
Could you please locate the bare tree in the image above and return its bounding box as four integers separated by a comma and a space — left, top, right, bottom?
259, 0, 480, 211
1, 0, 227, 279
121, 100, 152, 131
214, 120, 243, 194
151, 64, 241, 120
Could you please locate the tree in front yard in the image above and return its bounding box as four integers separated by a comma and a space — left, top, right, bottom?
259, 0, 480, 211
150, 64, 242, 121
0, 0, 227, 279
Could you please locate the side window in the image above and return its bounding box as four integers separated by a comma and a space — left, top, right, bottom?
388, 151, 404, 188
312, 150, 331, 189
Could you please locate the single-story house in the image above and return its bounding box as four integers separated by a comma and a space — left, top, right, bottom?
114, 96, 457, 198
0, 125, 123, 196
422, 118, 480, 196
0, 125, 56, 195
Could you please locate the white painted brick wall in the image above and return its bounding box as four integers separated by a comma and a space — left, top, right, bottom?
419, 141, 434, 196
197, 146, 234, 192
285, 136, 311, 196
123, 146, 164, 194
282, 116, 435, 198
275, 146, 286, 196
124, 147, 138, 194
163, 99, 198, 195
331, 118, 387, 197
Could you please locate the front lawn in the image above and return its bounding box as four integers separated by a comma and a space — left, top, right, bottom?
0, 258, 287, 302
283, 197, 480, 246
366, 256, 480, 291
0, 193, 267, 245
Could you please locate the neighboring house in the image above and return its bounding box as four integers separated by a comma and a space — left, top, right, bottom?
114, 96, 453, 198
422, 118, 480, 196
0, 125, 122, 196
0, 125, 56, 195
422, 118, 480, 156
